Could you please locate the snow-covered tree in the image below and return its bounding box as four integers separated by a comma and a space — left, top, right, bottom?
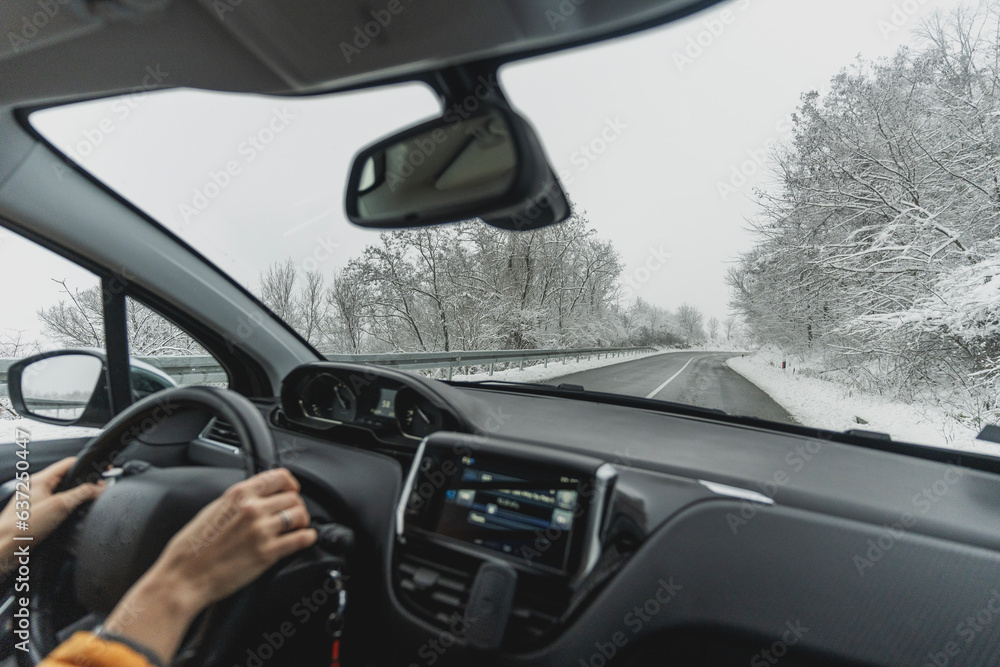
677, 304, 706, 345
707, 317, 720, 341
37, 280, 204, 355
728, 1, 1000, 423
0, 330, 38, 357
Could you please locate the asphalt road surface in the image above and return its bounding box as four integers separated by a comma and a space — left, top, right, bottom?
547, 351, 797, 424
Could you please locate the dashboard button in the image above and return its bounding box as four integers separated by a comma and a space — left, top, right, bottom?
552, 509, 573, 530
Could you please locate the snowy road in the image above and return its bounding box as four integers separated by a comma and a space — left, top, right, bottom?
547, 351, 797, 425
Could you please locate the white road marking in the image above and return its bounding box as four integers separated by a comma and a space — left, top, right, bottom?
645, 356, 696, 399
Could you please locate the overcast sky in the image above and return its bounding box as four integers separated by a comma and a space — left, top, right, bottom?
7, 0, 970, 346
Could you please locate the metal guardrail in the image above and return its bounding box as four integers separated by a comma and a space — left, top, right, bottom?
19, 397, 88, 418
135, 355, 229, 385
324, 347, 655, 380
0, 347, 656, 396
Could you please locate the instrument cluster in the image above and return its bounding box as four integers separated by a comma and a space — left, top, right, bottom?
281, 364, 454, 443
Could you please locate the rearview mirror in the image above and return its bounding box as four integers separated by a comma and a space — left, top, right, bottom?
345, 106, 569, 230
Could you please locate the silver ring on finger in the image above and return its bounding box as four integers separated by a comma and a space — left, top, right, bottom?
280, 509, 293, 532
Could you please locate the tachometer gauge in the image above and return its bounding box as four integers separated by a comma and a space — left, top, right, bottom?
395, 388, 444, 439
299, 373, 357, 424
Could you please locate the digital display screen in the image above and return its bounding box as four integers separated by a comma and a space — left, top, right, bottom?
371, 388, 396, 418
408, 453, 585, 573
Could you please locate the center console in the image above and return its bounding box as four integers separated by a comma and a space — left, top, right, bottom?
394, 433, 616, 649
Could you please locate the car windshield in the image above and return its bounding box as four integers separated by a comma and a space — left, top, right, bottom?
28, 0, 1000, 456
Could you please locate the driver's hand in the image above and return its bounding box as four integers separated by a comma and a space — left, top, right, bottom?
0, 457, 104, 575
149, 467, 318, 609
62, 468, 317, 666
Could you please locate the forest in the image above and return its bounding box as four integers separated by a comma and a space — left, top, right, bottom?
727, 3, 1000, 428
27, 210, 721, 360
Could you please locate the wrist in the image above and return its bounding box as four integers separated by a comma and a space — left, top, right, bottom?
102, 563, 206, 666
105, 562, 204, 637
135, 561, 204, 618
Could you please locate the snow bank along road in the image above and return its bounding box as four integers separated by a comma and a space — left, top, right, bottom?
547, 351, 796, 425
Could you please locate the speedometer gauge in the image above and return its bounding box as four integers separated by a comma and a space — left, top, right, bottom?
299, 373, 357, 424
395, 388, 444, 439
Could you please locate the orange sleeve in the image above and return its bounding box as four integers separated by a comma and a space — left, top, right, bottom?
39, 631, 156, 667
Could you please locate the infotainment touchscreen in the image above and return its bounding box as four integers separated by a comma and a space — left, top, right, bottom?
403, 448, 590, 574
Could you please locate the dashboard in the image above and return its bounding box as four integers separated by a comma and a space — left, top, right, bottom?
209, 361, 1000, 666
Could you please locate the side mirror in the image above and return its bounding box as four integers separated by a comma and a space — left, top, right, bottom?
7, 350, 110, 427
345, 105, 570, 230
6, 350, 178, 427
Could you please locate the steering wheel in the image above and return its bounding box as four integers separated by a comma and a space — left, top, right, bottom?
23, 386, 279, 666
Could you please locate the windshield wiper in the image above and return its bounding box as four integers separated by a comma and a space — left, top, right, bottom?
452, 379, 587, 393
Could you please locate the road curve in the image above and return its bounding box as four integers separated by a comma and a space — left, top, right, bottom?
547, 351, 796, 425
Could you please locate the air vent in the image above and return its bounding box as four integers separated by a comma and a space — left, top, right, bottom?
508, 589, 561, 645
200, 417, 241, 449
397, 553, 474, 627
394, 547, 564, 649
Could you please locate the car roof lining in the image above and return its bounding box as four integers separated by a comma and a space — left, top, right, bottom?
0, 0, 727, 109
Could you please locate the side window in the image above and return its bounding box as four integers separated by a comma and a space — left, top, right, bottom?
0, 231, 231, 445
125, 297, 229, 396
1, 230, 104, 442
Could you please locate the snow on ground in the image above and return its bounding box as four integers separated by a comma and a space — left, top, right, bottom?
1, 399, 98, 442
727, 350, 1000, 458
437, 348, 670, 384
